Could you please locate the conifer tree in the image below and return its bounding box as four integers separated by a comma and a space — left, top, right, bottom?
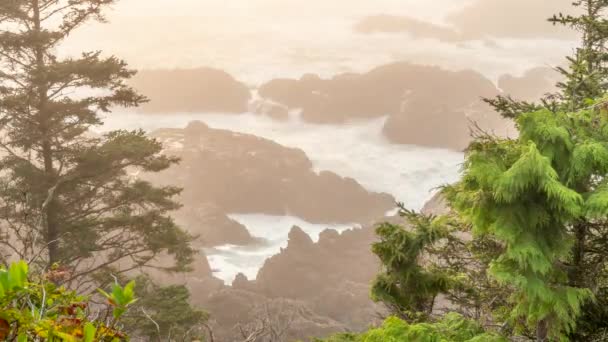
0, 0, 193, 289
549, 0, 608, 111
372, 1, 608, 340
371, 205, 509, 327
487, 0, 608, 118
370, 207, 453, 321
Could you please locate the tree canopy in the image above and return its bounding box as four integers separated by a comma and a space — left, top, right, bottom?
0, 0, 194, 291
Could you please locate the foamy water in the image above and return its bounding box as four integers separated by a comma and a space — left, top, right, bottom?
99, 111, 464, 210
78, 0, 576, 283
204, 214, 358, 282
98, 111, 463, 283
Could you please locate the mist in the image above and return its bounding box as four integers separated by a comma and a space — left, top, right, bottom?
0, 0, 596, 341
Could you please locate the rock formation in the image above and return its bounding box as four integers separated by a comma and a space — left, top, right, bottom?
249, 97, 290, 121
259, 63, 504, 150
196, 223, 386, 341
173, 205, 255, 247
186, 194, 452, 340
498, 67, 561, 102
148, 121, 395, 233
130, 68, 251, 114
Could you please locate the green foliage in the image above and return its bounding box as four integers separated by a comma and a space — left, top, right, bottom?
0, 261, 132, 341
370, 206, 454, 321
98, 280, 138, 320
361, 1, 608, 340
450, 1, 608, 339
371, 205, 508, 325
316, 314, 506, 342
0, 0, 194, 288
549, 0, 608, 110
446, 101, 608, 339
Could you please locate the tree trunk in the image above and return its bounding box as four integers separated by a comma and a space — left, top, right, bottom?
536, 319, 549, 342
32, 0, 60, 267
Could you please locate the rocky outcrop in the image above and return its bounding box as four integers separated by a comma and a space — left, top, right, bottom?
256, 225, 379, 299
247, 224, 386, 335
259, 63, 498, 124
198, 197, 451, 340
249, 97, 290, 121
498, 67, 561, 102
382, 99, 472, 150
259, 63, 503, 150
354, 15, 461, 42
198, 223, 386, 340
130, 68, 251, 114
149, 121, 395, 227
173, 205, 254, 247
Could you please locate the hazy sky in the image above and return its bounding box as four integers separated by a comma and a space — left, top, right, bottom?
60, 0, 576, 84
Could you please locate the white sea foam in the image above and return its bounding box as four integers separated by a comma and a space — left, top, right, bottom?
99, 111, 464, 210
97, 111, 464, 284
204, 214, 357, 283
97, 110, 465, 283
80, 0, 567, 283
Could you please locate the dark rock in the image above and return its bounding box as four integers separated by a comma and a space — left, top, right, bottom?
256, 226, 379, 300
149, 122, 394, 225
382, 97, 472, 150
231, 273, 254, 291
259, 62, 499, 125
287, 226, 314, 250
249, 98, 290, 121
130, 68, 251, 113
174, 205, 254, 247
259, 62, 508, 149
498, 67, 561, 102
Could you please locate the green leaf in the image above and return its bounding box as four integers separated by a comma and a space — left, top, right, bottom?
8, 261, 28, 289
83, 323, 97, 342
123, 280, 136, 302
97, 288, 111, 299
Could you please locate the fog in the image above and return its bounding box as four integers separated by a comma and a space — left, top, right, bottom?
61, 0, 576, 83
4, 0, 587, 340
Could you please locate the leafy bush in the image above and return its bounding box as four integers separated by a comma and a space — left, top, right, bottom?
0, 261, 135, 341
316, 314, 506, 342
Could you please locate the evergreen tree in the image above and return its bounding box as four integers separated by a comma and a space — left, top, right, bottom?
487, 0, 608, 119
371, 205, 509, 329
371, 1, 608, 340
447, 105, 608, 340
549, 0, 608, 111
0, 0, 193, 289
370, 207, 453, 321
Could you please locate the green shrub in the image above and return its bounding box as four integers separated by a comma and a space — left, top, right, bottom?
317, 314, 507, 342
0, 261, 135, 341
